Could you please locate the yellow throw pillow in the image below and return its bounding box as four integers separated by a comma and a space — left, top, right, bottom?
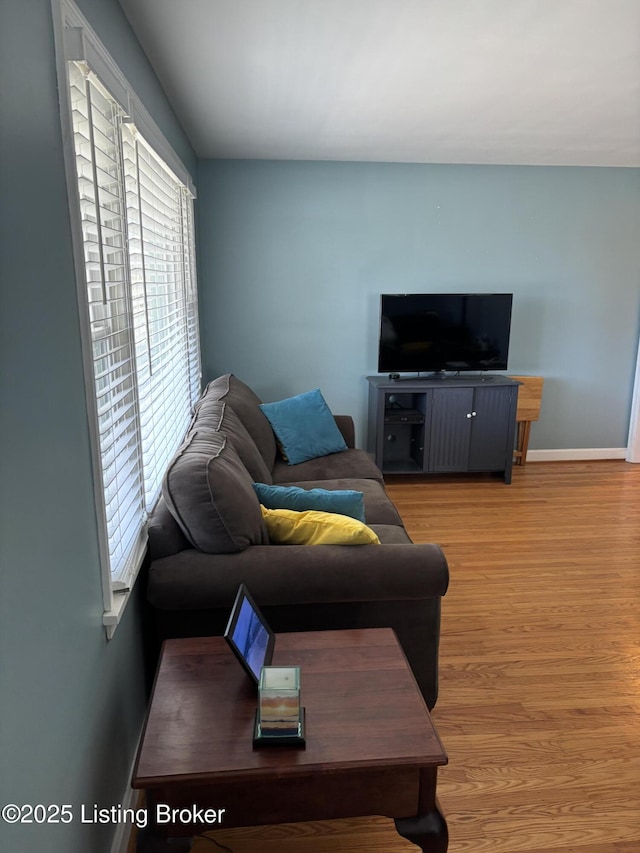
260, 506, 380, 545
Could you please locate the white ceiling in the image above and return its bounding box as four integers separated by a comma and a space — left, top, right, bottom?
118, 0, 640, 167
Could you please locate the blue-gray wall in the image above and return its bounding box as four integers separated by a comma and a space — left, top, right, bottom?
0, 1, 196, 851
197, 160, 640, 451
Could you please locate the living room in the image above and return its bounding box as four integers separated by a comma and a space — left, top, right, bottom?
1, 1, 638, 852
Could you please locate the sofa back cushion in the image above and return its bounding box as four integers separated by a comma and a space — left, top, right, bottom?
191, 397, 273, 484
163, 429, 268, 554
201, 374, 277, 470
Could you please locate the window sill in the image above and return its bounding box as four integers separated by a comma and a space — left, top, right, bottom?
102, 555, 144, 640
103, 589, 130, 640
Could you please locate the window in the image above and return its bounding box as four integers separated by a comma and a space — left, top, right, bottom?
54, 1, 200, 636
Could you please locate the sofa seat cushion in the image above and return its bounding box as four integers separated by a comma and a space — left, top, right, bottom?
369, 524, 414, 545
277, 477, 403, 527
272, 448, 384, 485
200, 374, 277, 470
163, 429, 268, 554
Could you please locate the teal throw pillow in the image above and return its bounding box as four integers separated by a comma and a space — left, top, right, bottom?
259, 388, 347, 465
252, 483, 365, 523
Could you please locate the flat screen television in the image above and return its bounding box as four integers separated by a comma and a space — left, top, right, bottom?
378, 293, 513, 375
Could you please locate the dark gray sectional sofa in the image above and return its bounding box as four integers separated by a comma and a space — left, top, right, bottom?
147, 374, 449, 708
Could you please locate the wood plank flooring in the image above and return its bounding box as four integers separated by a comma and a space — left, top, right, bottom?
192, 461, 640, 853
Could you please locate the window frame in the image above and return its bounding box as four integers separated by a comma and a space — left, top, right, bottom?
52, 0, 200, 637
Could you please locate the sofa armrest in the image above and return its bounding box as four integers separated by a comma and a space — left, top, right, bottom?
148, 543, 448, 611
334, 415, 355, 448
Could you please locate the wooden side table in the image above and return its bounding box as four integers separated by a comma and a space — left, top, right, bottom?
133, 629, 448, 852
509, 376, 544, 465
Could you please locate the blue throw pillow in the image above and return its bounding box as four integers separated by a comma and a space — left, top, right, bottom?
259, 388, 347, 465
253, 483, 365, 523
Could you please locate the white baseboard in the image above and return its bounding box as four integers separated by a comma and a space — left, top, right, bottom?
109, 783, 139, 853
109, 724, 145, 853
526, 447, 628, 462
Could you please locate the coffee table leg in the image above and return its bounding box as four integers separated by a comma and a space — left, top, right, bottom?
395, 768, 448, 853
395, 805, 448, 853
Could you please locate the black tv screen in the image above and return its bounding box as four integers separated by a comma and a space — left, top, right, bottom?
378, 293, 513, 374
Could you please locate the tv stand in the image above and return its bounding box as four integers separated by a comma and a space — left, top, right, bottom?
367, 375, 521, 483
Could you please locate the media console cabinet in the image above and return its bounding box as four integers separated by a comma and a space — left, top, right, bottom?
367, 375, 521, 484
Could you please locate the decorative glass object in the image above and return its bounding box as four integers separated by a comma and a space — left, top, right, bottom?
254, 666, 305, 747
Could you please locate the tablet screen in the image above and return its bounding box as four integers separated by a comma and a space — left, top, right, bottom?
224, 584, 275, 683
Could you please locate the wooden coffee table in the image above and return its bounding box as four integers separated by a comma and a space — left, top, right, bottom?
133, 628, 448, 852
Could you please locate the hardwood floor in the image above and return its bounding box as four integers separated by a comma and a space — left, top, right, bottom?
193, 461, 640, 853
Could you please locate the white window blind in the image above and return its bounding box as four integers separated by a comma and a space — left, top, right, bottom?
65, 57, 200, 594
121, 125, 197, 509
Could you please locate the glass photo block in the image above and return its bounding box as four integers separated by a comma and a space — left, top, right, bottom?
258, 666, 301, 737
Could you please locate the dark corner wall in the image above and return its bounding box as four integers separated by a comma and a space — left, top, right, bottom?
0, 1, 195, 851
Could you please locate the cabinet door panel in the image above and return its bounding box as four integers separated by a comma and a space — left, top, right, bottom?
468, 386, 514, 471
429, 388, 473, 471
